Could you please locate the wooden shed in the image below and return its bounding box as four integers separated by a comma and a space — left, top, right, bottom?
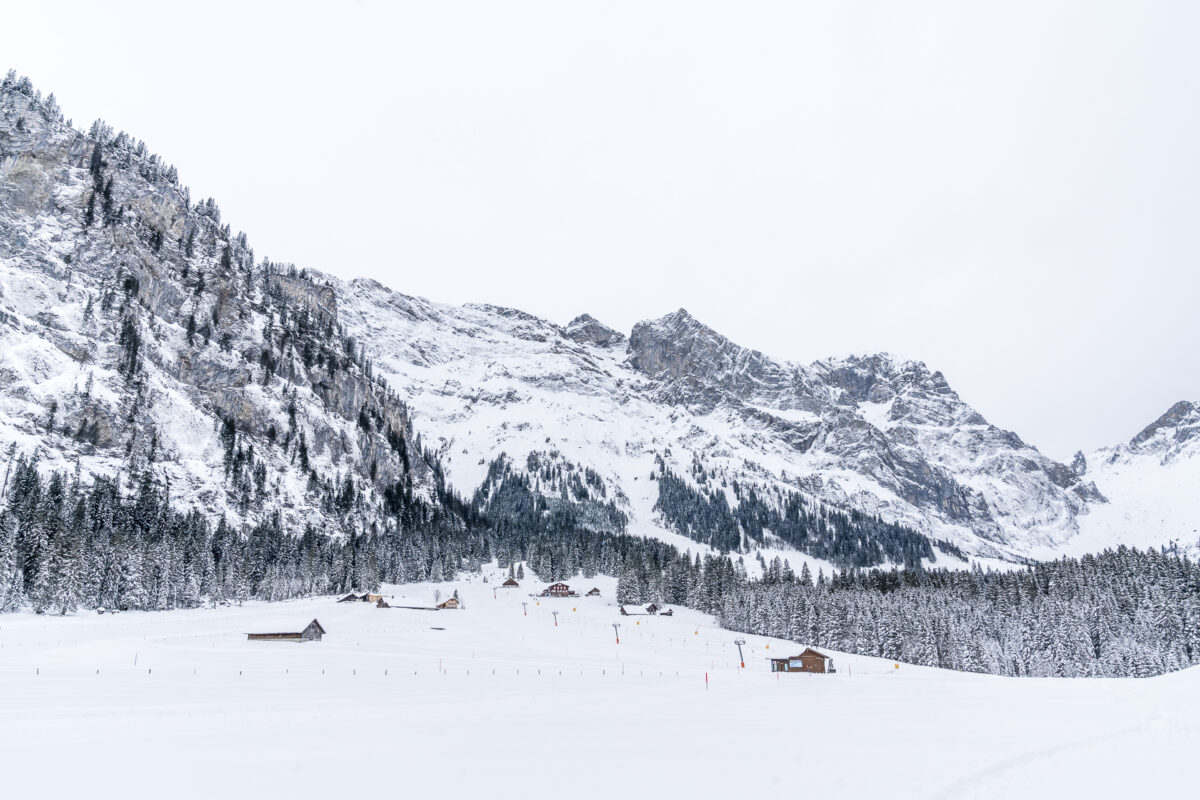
436, 597, 461, 609
769, 647, 835, 674
247, 619, 326, 643
337, 593, 363, 603
586, 587, 601, 597
502, 578, 520, 588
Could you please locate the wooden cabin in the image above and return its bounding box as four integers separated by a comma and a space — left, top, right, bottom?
365, 594, 383, 603
541, 582, 574, 597
769, 647, 835, 674
337, 593, 363, 603
502, 578, 520, 588
247, 619, 326, 643
586, 587, 601, 597
436, 597, 461, 609
645, 603, 659, 614
375, 598, 390, 608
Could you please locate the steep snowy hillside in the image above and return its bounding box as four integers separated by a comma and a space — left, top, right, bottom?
0, 74, 446, 538
338, 279, 1102, 563
1062, 401, 1200, 557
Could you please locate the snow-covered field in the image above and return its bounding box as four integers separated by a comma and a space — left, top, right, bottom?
2, 573, 1195, 799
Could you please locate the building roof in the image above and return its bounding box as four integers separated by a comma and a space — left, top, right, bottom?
772, 648, 831, 661
306, 619, 327, 634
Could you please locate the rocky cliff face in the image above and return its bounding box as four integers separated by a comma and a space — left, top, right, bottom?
622, 308, 1103, 551
0, 75, 439, 537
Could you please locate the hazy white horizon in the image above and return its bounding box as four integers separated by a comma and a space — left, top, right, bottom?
7, 1, 1198, 460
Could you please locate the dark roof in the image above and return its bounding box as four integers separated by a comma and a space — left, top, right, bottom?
306, 619, 326, 634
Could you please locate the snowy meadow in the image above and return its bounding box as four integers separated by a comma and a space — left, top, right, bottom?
2, 574, 1195, 799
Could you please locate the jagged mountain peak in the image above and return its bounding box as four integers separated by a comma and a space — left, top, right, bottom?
565, 313, 625, 347
627, 308, 787, 400
1130, 400, 1199, 450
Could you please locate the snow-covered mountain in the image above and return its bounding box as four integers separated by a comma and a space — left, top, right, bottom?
337, 279, 1164, 563
2, 73, 1194, 567
1062, 401, 1200, 558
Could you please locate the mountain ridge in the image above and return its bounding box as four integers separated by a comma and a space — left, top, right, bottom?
3, 72, 1196, 570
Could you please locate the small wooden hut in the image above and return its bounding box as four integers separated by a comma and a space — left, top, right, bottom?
247, 619, 326, 643
769, 647, 835, 674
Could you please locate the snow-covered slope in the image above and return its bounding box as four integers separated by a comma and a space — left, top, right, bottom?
1062, 401, 1200, 557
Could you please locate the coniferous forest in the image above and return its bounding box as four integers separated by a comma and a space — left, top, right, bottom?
1, 455, 1196, 679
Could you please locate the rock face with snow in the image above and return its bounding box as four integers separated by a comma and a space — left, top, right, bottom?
0, 76, 440, 537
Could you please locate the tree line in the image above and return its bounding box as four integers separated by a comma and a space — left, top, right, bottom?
2, 455, 1196, 678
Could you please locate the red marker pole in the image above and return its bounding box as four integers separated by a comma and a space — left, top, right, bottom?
705, 672, 709, 691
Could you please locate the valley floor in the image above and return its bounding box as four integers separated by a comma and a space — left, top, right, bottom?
1, 575, 1195, 799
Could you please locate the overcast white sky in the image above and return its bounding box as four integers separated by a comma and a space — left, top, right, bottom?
7, 1, 1199, 460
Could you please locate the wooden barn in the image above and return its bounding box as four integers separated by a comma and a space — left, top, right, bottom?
436, 597, 461, 609
586, 587, 601, 597
502, 578, 520, 588
375, 598, 390, 608
337, 593, 364, 603
541, 582, 575, 597
247, 619, 326, 643
365, 594, 383, 603
769, 648, 836, 674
